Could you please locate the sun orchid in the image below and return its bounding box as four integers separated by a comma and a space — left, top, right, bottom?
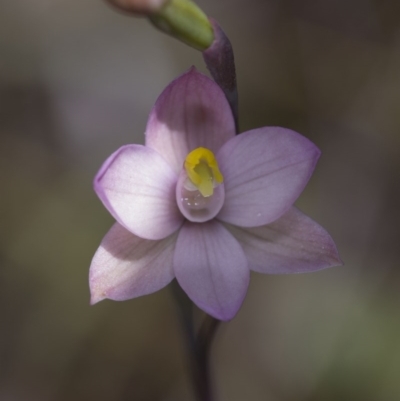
89, 67, 342, 321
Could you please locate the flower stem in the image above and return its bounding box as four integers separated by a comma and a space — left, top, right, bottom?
192, 314, 221, 401
203, 19, 239, 133
171, 280, 221, 401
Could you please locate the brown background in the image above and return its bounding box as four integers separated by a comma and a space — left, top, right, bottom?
1, 0, 400, 400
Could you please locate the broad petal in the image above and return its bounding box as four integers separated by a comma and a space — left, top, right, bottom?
145, 68, 236, 174
95, 144, 184, 240
90, 223, 177, 303
174, 220, 249, 321
225, 207, 342, 274
217, 127, 321, 227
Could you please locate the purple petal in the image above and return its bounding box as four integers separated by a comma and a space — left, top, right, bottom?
225, 207, 342, 274
95, 144, 183, 240
90, 223, 177, 304
145, 67, 236, 174
217, 127, 321, 227
174, 220, 249, 321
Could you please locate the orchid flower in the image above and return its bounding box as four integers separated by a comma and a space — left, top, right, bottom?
89, 68, 342, 321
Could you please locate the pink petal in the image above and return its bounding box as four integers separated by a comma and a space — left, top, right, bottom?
217, 127, 321, 227
95, 144, 184, 240
225, 207, 342, 274
90, 223, 177, 304
174, 220, 249, 321
145, 67, 236, 174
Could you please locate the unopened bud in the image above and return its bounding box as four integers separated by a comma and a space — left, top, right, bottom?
106, 0, 168, 16
150, 0, 214, 51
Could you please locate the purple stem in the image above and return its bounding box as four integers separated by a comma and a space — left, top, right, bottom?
203, 18, 239, 133
192, 315, 221, 401
171, 281, 221, 401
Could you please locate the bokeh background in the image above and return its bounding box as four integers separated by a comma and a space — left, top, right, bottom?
1, 0, 400, 400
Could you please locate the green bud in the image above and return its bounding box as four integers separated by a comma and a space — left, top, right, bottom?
149, 0, 214, 51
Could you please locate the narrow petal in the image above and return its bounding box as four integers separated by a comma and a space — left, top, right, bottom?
95, 144, 184, 240
90, 223, 177, 304
225, 207, 342, 274
174, 220, 249, 321
217, 127, 321, 227
145, 67, 236, 174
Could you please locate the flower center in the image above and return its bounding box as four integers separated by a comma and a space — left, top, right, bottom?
184, 147, 224, 197
176, 147, 225, 223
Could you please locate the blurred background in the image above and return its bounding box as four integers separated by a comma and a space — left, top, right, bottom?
1, 0, 400, 400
